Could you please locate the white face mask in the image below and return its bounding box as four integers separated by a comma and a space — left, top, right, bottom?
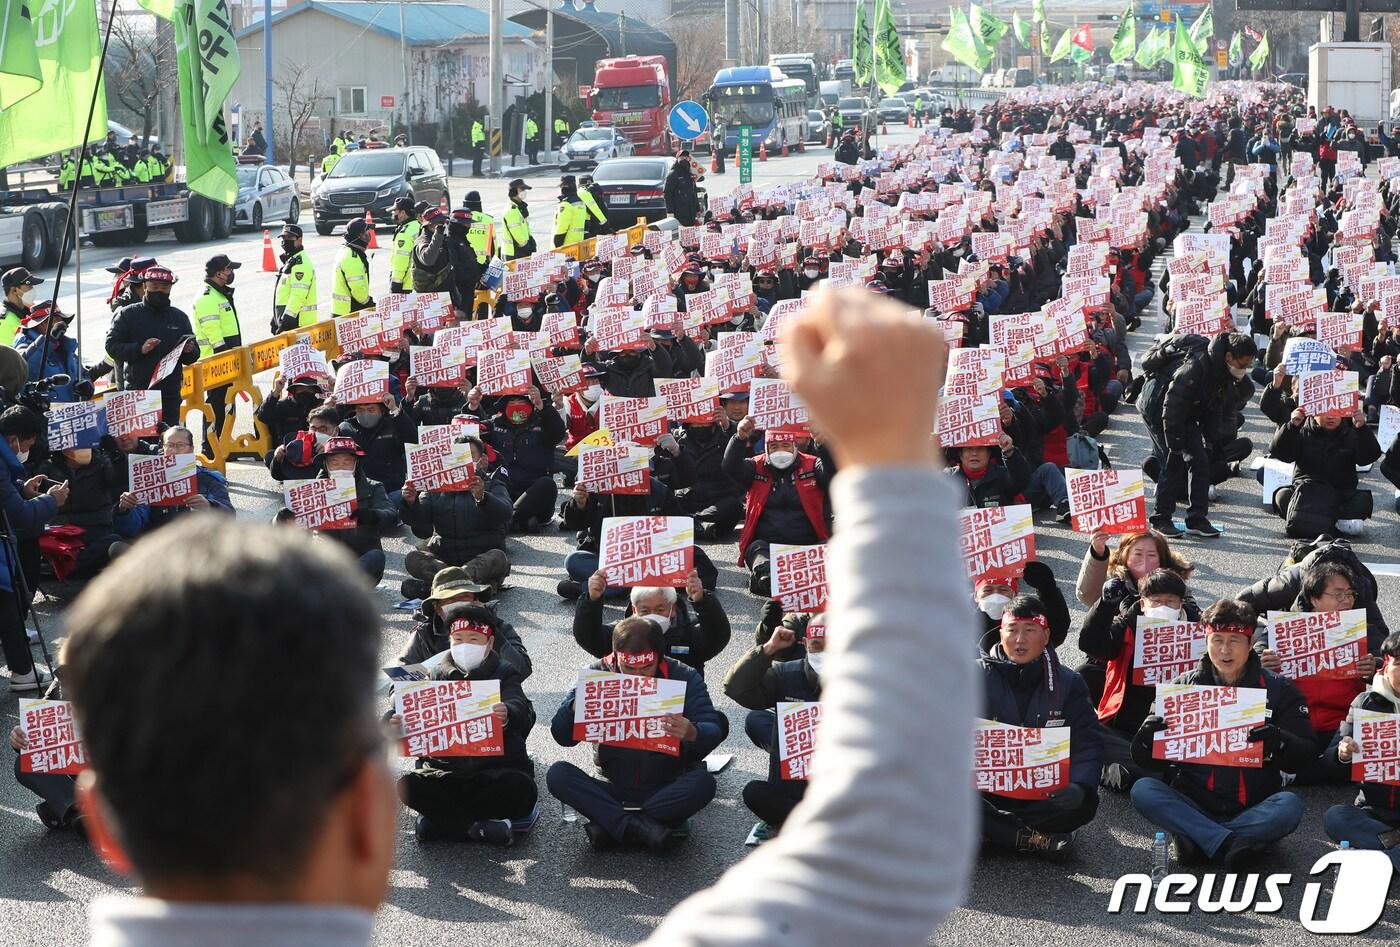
587, 272, 602, 283
450, 641, 489, 672
804, 269, 820, 279
517, 306, 533, 318
1142, 604, 1182, 622
730, 313, 745, 325
979, 593, 1010, 621
806, 650, 826, 676
583, 384, 603, 403
767, 449, 796, 469
645, 614, 672, 634
19, 289, 33, 306
1228, 364, 1251, 380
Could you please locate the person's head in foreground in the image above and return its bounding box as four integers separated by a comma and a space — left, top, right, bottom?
1200, 598, 1258, 685
64, 519, 395, 910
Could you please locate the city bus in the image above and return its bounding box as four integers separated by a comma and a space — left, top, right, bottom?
706, 67, 809, 154
769, 53, 820, 104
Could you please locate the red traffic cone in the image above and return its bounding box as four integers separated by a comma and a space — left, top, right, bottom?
906, 113, 913, 127
758, 141, 768, 162
710, 148, 719, 172
781, 137, 789, 157
261, 229, 276, 272
439, 193, 448, 214
825, 127, 833, 147
364, 209, 378, 249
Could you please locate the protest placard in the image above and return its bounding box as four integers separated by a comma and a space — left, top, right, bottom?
1265, 609, 1368, 681
1152, 683, 1266, 767
704, 332, 763, 391
945, 347, 1007, 400
46, 401, 107, 451
571, 669, 687, 755
394, 679, 502, 757
1317, 311, 1364, 352
748, 377, 809, 433
771, 543, 828, 613
531, 353, 586, 395
405, 441, 475, 493
334, 313, 382, 357
101, 390, 162, 439
148, 336, 195, 387
278, 343, 330, 382
974, 719, 1071, 799
1282, 338, 1338, 375
577, 444, 651, 495
1132, 620, 1207, 686
656, 377, 720, 424
1352, 709, 1400, 785
285, 475, 358, 530
409, 292, 454, 334
598, 515, 693, 588
409, 344, 465, 389
540, 310, 581, 350
599, 394, 668, 446
332, 359, 390, 405
476, 349, 533, 396
18, 699, 86, 775
935, 392, 1002, 448
589, 305, 648, 352
1297, 370, 1359, 418
958, 505, 1035, 583
777, 701, 822, 780
1066, 468, 1148, 535
128, 453, 198, 507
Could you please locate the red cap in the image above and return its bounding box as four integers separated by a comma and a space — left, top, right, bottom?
140, 265, 177, 285
318, 436, 365, 458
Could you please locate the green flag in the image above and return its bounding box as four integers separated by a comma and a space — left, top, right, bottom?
1173, 20, 1208, 98
1249, 31, 1270, 72
0, 0, 105, 165
873, 0, 905, 95
943, 7, 993, 73
1110, 5, 1136, 63
853, 0, 873, 88
1227, 31, 1241, 65
1012, 9, 1032, 48
1134, 26, 1164, 68
969, 3, 1009, 49
1039, 19, 1050, 55
1187, 5, 1213, 51
1033, 0, 1046, 23
0, 0, 41, 109
1050, 27, 1073, 63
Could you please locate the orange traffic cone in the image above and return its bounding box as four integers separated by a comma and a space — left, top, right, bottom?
758, 141, 768, 162
781, 137, 789, 157
439, 193, 448, 214
906, 113, 913, 127
825, 127, 833, 147
710, 148, 718, 173
261, 229, 276, 272
364, 209, 377, 249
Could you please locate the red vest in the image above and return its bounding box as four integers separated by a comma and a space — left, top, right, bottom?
1097, 629, 1136, 723
736, 453, 830, 566
562, 394, 599, 450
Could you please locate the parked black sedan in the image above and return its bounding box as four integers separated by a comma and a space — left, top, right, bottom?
591, 156, 706, 228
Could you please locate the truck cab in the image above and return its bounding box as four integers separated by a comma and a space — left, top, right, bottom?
589, 55, 672, 156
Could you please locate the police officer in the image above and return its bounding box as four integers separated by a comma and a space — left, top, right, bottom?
471, 118, 487, 177
525, 114, 541, 165
389, 196, 421, 294
58, 152, 78, 190
332, 218, 373, 317
461, 191, 495, 301
333, 130, 350, 156
0, 268, 43, 344
273, 224, 318, 333
712, 120, 727, 174
194, 254, 243, 454
554, 175, 587, 248
321, 149, 341, 176
577, 174, 608, 237
501, 178, 536, 261
131, 150, 153, 183
146, 146, 168, 182
554, 115, 570, 148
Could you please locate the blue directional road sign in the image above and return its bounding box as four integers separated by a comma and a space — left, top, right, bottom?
668, 101, 709, 141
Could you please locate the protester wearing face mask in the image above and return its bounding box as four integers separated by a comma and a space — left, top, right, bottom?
401, 376, 468, 427
258, 372, 329, 452
674, 263, 710, 313
0, 267, 43, 342
194, 254, 244, 455
673, 404, 745, 541
105, 266, 199, 425
1080, 569, 1200, 793
396, 567, 531, 674
723, 613, 826, 840
140, 426, 234, 534
979, 596, 1102, 854
723, 421, 832, 597
582, 331, 669, 398
797, 256, 825, 292
393, 602, 537, 846
275, 437, 397, 583
1270, 406, 1380, 539
972, 565, 1071, 653
548, 617, 726, 851
38, 444, 130, 581
648, 327, 703, 379
14, 302, 90, 403
573, 571, 731, 678
483, 387, 565, 532
337, 391, 417, 502
507, 293, 544, 333
1324, 632, 1400, 864
556, 366, 606, 482
268, 406, 340, 482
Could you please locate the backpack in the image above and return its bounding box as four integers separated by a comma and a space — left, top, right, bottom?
1281, 535, 1380, 606
1137, 334, 1211, 428
1066, 431, 1110, 470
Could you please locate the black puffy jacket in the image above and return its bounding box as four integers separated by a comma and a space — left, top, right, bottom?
573, 592, 732, 678
399, 477, 512, 564
1329, 686, 1400, 816
1270, 418, 1381, 493
411, 650, 534, 775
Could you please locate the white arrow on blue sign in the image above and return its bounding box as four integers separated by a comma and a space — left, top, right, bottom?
668, 101, 709, 141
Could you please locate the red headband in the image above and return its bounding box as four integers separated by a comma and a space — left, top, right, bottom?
615, 650, 659, 668
1205, 624, 1253, 639
1001, 613, 1048, 631
449, 618, 494, 639
805, 616, 827, 641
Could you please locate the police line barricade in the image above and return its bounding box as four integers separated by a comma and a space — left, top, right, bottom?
178, 218, 652, 474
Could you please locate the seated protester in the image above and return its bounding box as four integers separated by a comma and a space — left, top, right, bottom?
142, 426, 235, 531
723, 612, 825, 837
1075, 528, 1195, 609
338, 391, 417, 502
583, 335, 670, 398
395, 602, 536, 845
1324, 631, 1400, 864
979, 596, 1102, 854
39, 446, 131, 580
1129, 599, 1318, 867
255, 372, 325, 453
402, 378, 468, 426
99, 431, 157, 539
971, 564, 1071, 652
672, 403, 744, 541
277, 437, 398, 585
268, 406, 340, 482
483, 388, 565, 532
723, 420, 831, 597
15, 303, 91, 403
398, 436, 512, 601
547, 617, 726, 851
397, 567, 531, 678
1269, 405, 1380, 538
1250, 560, 1383, 784
1081, 569, 1201, 793
557, 368, 605, 461
573, 569, 732, 678
949, 433, 1070, 519
8, 661, 83, 832
649, 328, 704, 379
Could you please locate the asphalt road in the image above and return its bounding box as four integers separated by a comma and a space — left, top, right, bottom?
3, 124, 1400, 945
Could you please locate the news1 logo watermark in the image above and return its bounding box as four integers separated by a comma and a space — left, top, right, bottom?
1109, 850, 1394, 934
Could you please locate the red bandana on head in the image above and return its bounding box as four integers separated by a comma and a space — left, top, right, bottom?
449, 618, 494, 639
615, 650, 659, 668
1205, 624, 1253, 639
1000, 612, 1048, 631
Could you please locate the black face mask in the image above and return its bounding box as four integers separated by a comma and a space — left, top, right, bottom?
281, 239, 298, 255
146, 292, 170, 310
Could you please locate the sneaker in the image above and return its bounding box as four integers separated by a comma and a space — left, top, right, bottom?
1184, 518, 1222, 538
1218, 834, 1264, 869
1100, 763, 1136, 794
583, 820, 618, 851
1207, 485, 1218, 501
694, 523, 718, 542
1054, 504, 1072, 524
414, 815, 447, 842
1172, 833, 1203, 866
556, 579, 583, 600
748, 571, 772, 597
9, 666, 51, 693
35, 802, 63, 830
468, 818, 515, 847
400, 578, 430, 601
622, 813, 673, 852
1336, 519, 1365, 536
1150, 519, 1184, 538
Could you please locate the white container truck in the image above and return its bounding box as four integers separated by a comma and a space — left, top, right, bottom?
1308, 42, 1392, 126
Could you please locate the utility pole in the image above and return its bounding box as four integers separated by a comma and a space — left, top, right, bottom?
400, 0, 413, 143
724, 0, 739, 65
543, 6, 554, 164
263, 0, 274, 162
489, 0, 502, 174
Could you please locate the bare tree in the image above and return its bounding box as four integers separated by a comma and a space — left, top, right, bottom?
106, 13, 174, 145
670, 15, 728, 103
274, 59, 328, 179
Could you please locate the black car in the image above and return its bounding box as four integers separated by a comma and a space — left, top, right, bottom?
806, 109, 832, 144
591, 156, 705, 228
312, 146, 449, 235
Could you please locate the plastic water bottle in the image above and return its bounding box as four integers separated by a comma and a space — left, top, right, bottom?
1150, 832, 1171, 883
1340, 840, 1351, 850
560, 802, 578, 824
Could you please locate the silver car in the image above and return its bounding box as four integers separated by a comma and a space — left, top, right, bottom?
234, 163, 301, 230
561, 127, 635, 171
